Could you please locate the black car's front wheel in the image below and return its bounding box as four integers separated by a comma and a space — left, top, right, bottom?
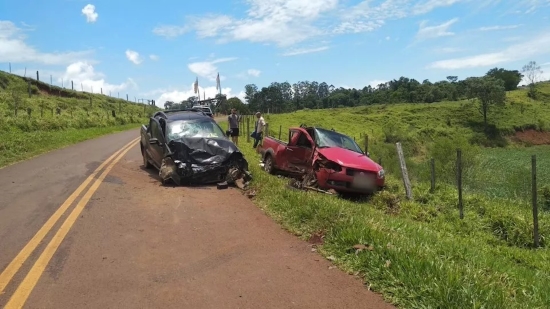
142, 147, 153, 169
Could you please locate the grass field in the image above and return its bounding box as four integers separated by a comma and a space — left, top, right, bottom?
0, 70, 158, 168
218, 83, 550, 308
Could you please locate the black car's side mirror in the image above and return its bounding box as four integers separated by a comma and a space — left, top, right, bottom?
149, 138, 159, 144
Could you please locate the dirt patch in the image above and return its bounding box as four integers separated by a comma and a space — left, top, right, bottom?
512, 130, 550, 145
307, 231, 325, 246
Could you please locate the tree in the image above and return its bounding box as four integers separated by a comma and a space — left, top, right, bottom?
521, 61, 544, 99
164, 101, 174, 109
464, 76, 506, 129
485, 67, 523, 91
446, 76, 458, 83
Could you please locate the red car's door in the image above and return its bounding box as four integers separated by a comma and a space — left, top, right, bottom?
282, 131, 313, 172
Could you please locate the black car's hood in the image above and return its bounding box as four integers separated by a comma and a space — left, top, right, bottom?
167, 136, 242, 165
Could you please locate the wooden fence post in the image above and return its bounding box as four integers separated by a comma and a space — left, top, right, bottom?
396, 142, 413, 200
279, 125, 282, 140
457, 149, 464, 219
430, 158, 436, 193
364, 134, 369, 154
532, 155, 539, 247
247, 116, 250, 143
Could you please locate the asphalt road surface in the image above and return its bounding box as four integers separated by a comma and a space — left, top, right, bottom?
0, 124, 394, 309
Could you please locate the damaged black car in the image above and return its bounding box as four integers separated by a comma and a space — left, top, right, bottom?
140, 109, 251, 187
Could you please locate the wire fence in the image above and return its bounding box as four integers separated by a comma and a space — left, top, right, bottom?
2, 64, 153, 104
0, 66, 158, 131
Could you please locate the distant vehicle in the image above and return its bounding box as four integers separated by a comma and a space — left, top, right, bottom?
192, 105, 214, 118
140, 109, 250, 185
259, 126, 385, 194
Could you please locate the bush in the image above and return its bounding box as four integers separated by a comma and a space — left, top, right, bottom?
428, 135, 481, 185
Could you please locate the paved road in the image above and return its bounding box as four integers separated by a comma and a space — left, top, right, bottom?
0, 126, 393, 309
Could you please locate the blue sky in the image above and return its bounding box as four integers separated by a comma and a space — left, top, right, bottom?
1, 0, 549, 104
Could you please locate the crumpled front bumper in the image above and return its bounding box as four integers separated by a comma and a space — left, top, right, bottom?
159, 156, 252, 187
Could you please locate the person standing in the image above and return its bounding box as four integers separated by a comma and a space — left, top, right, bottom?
253, 111, 266, 153
227, 108, 240, 145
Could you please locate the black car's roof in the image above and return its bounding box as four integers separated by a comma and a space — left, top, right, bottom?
153, 110, 212, 122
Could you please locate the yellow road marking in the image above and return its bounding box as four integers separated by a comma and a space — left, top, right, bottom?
4, 139, 139, 309
0, 137, 140, 296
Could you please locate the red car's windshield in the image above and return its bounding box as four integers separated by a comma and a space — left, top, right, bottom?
314, 128, 363, 154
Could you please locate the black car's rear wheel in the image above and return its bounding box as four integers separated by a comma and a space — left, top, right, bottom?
142, 147, 153, 169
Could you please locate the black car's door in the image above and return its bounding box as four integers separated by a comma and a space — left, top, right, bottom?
148, 118, 165, 167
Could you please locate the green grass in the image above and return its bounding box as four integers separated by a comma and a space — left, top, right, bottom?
473, 146, 550, 201
219, 84, 550, 308
0, 124, 140, 169
0, 70, 159, 168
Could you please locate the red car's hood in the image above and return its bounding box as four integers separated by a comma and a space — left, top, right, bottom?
317, 147, 382, 171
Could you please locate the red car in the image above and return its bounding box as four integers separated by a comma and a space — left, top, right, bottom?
259, 126, 385, 194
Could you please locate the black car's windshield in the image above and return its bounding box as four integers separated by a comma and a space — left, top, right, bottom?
167, 120, 225, 141
314, 128, 363, 154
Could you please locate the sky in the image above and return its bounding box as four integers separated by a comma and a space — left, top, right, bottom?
0, 0, 549, 105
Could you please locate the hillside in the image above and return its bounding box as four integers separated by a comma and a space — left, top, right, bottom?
0, 70, 159, 168
221, 82, 550, 308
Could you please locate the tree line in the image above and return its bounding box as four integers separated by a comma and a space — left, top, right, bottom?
165, 61, 545, 128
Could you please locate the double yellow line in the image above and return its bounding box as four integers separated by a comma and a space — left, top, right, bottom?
0, 137, 139, 308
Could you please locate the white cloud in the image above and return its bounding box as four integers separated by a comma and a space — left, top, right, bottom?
58, 61, 137, 94
416, 18, 458, 40
427, 31, 550, 69
125, 49, 142, 64
412, 0, 463, 14
155, 84, 237, 105
81, 4, 98, 23
0, 20, 93, 65
334, 0, 462, 34
282, 46, 329, 56
155, 0, 467, 47
247, 69, 261, 77
478, 24, 521, 31
149, 54, 159, 61
170, 0, 339, 46
152, 25, 189, 38
187, 57, 237, 81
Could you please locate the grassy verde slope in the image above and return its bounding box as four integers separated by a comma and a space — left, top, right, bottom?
0, 70, 160, 168
221, 83, 550, 309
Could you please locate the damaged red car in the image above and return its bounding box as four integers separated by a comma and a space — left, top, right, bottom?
259, 125, 385, 194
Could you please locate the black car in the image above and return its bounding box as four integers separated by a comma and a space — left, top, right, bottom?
140, 109, 250, 186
